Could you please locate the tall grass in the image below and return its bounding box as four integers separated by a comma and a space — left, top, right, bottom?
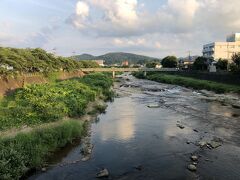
0, 72, 113, 179
134, 72, 240, 94
0, 73, 113, 130
0, 120, 86, 179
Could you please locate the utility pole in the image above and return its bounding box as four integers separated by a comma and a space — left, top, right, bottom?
187, 50, 191, 61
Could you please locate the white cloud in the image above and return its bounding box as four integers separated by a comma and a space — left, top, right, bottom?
87, 0, 138, 25
16, 0, 240, 58
113, 37, 146, 47
69, 0, 240, 37
70, 1, 90, 29
76, 1, 89, 17
68, 0, 203, 37
5, 0, 240, 57
68, 0, 140, 36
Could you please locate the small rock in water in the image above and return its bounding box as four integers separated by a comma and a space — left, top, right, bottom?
147, 104, 160, 108
232, 104, 240, 109
135, 165, 143, 171
41, 168, 47, 172
186, 141, 191, 144
176, 123, 185, 129
208, 141, 222, 149
96, 168, 109, 178
206, 144, 212, 149
198, 141, 207, 148
191, 155, 198, 161
188, 164, 197, 172
193, 162, 198, 165
81, 156, 91, 162
205, 158, 211, 162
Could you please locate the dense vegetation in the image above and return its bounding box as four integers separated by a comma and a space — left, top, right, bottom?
146, 61, 159, 68
0, 73, 113, 130
0, 73, 113, 179
216, 59, 228, 70
0, 47, 99, 76
133, 72, 240, 94
73, 52, 159, 65
193, 56, 209, 70
0, 120, 86, 180
230, 53, 240, 73
161, 56, 178, 68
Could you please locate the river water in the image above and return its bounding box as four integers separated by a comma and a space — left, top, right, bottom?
30, 74, 240, 180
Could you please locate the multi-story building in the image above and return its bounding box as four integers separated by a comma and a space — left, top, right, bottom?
203, 33, 240, 61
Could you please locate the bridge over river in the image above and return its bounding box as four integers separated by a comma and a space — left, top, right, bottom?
81, 68, 178, 78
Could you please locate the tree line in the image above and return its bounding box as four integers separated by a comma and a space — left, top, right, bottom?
0, 47, 99, 76
145, 54, 240, 74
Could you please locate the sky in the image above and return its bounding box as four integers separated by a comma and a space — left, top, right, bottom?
1, 0, 240, 58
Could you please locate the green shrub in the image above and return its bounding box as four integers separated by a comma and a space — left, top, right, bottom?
0, 120, 85, 180
0, 47, 99, 76
0, 73, 112, 130
0, 72, 112, 179
136, 73, 240, 94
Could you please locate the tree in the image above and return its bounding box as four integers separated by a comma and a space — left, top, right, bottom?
0, 47, 100, 75
232, 53, 240, 68
230, 53, 240, 73
161, 56, 178, 68
216, 59, 228, 70
193, 57, 208, 70
146, 61, 158, 68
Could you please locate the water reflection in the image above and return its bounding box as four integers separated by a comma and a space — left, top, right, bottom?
164, 123, 194, 138
208, 102, 237, 118
99, 99, 136, 142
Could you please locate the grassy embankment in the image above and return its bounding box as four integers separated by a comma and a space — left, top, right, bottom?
0, 73, 113, 179
0, 47, 99, 77
133, 72, 240, 94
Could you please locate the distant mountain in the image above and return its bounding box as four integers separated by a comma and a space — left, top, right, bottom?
72, 52, 159, 65
74, 54, 95, 60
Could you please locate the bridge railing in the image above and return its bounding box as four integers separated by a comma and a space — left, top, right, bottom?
80, 68, 179, 72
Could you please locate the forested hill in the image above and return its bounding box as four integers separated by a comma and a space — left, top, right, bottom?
0, 47, 99, 75
72, 52, 159, 65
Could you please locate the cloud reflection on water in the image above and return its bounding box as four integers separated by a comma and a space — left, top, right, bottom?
99, 99, 136, 142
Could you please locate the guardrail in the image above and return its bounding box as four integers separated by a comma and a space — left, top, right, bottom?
81, 68, 179, 72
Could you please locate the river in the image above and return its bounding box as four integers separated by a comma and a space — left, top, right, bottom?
29, 74, 240, 180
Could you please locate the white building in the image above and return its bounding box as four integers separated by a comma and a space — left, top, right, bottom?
203, 33, 240, 61
93, 60, 105, 66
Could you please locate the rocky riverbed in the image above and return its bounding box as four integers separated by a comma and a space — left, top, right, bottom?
29, 73, 240, 180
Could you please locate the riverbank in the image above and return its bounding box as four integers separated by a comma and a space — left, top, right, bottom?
133, 72, 240, 94
0, 73, 113, 179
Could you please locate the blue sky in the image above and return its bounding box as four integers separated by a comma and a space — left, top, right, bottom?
1, 0, 240, 58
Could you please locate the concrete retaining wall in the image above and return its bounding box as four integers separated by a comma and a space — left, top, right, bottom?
155, 71, 240, 86
0, 71, 84, 96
